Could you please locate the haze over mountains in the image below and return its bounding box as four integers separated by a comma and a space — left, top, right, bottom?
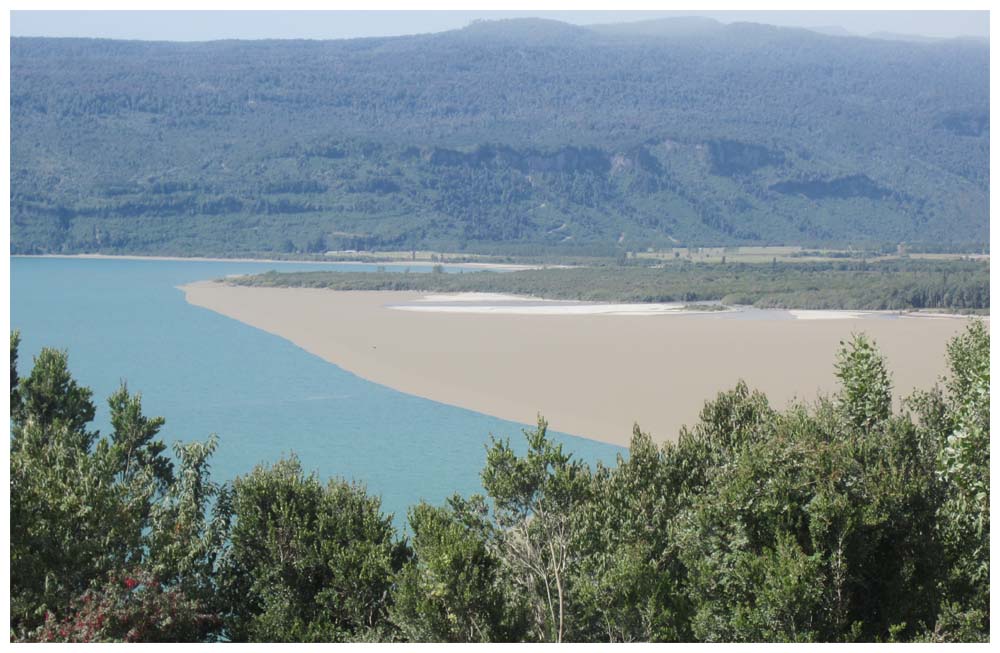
10, 17, 989, 257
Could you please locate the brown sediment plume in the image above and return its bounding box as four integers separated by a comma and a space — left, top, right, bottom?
182, 281, 976, 447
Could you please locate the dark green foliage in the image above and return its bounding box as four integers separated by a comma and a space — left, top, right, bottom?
9, 348, 109, 632
10, 330, 21, 414
146, 437, 231, 607
9, 322, 989, 641
391, 496, 526, 642
13, 348, 97, 449
922, 320, 990, 640
11, 417, 143, 632
481, 418, 593, 642
235, 257, 990, 311
834, 333, 893, 430
671, 399, 943, 641
447, 325, 987, 642
217, 457, 406, 642
104, 383, 173, 490
10, 342, 224, 642
10, 20, 988, 256
571, 427, 695, 642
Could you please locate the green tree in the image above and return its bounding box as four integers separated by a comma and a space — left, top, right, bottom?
481, 418, 591, 642
835, 333, 892, 431
927, 320, 990, 641
146, 436, 231, 610
10, 346, 110, 632
218, 456, 406, 642
11, 417, 139, 634
10, 338, 222, 641
13, 347, 97, 450
8, 328, 990, 643
11, 330, 21, 414
571, 427, 693, 642
672, 340, 947, 642
103, 383, 173, 491
390, 495, 526, 642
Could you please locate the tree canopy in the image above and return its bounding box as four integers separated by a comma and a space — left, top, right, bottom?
9, 321, 990, 641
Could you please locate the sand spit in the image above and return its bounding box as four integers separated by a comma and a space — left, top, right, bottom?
788, 310, 871, 320
390, 302, 728, 316
181, 282, 978, 447
415, 293, 541, 302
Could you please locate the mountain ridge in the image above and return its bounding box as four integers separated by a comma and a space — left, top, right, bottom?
10, 19, 989, 256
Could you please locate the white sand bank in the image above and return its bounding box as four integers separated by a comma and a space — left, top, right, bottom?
415, 293, 540, 303
390, 302, 723, 316
788, 310, 871, 320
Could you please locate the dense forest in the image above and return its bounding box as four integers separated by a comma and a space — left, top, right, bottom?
233, 258, 990, 311
10, 322, 989, 642
10, 18, 989, 256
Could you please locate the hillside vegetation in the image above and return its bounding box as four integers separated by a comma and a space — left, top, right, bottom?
10, 18, 989, 256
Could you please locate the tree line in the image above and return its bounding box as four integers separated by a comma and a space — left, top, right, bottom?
9, 320, 989, 642
234, 258, 990, 311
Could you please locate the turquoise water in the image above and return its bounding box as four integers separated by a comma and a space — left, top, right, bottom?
10, 257, 624, 524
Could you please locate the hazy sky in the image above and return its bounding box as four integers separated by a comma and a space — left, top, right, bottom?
9, 10, 990, 42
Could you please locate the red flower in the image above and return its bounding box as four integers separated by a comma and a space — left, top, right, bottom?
124, 577, 139, 590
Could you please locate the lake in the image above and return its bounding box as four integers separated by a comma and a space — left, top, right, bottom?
9, 256, 625, 525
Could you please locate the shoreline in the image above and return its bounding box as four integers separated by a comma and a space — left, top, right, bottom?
181, 281, 978, 447
15, 255, 987, 317
389, 294, 737, 317
12, 253, 540, 271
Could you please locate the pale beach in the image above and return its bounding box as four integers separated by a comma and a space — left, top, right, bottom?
181, 282, 979, 447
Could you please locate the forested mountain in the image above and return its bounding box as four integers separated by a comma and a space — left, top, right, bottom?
10, 18, 990, 256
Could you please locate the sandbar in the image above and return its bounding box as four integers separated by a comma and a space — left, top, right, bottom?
182, 282, 980, 447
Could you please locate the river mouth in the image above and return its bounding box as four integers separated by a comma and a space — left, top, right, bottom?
182, 282, 979, 448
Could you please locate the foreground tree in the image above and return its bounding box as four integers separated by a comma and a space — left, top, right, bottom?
10, 323, 989, 642
390, 495, 527, 641
10, 340, 225, 641
217, 456, 407, 642
12, 347, 96, 449
915, 320, 990, 641
834, 332, 893, 431
481, 418, 592, 642
11, 348, 117, 632
10, 330, 21, 413
571, 428, 691, 642
146, 436, 232, 610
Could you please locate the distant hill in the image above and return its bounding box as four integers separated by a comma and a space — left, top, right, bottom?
10, 18, 989, 257
587, 16, 725, 37
803, 25, 856, 38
